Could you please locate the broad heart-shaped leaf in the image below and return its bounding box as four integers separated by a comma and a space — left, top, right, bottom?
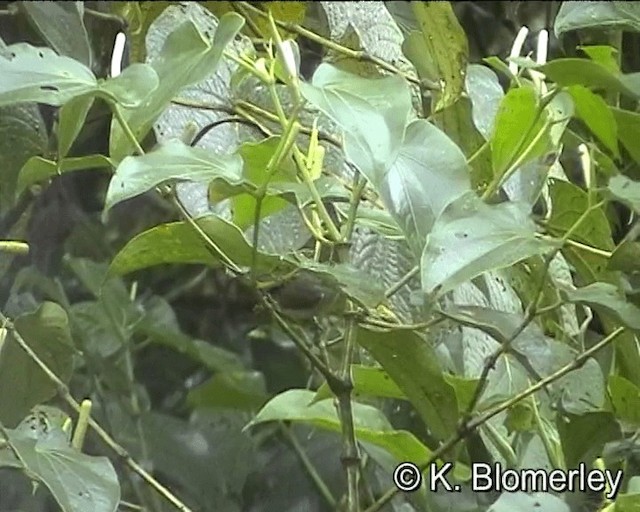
248, 389, 434, 466
421, 193, 557, 297
0, 43, 97, 106
108, 214, 284, 276
562, 282, 640, 330
538, 59, 640, 101
607, 174, 640, 212
0, 303, 74, 427
19, 1, 92, 66
17, 155, 114, 198
104, 139, 243, 217
109, 13, 245, 160
300, 63, 412, 188
7, 424, 119, 512
490, 86, 552, 179
567, 85, 619, 157
357, 327, 459, 441
409, 1, 469, 110
380, 119, 471, 252
611, 107, 640, 164
555, 2, 640, 36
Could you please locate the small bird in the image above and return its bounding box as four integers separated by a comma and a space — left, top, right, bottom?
266, 271, 342, 321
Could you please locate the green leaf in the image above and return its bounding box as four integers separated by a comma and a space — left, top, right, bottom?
300, 63, 412, 185
611, 107, 640, 164
490, 86, 552, 178
97, 63, 159, 108
0, 302, 75, 427
57, 95, 95, 159
567, 85, 619, 157
108, 215, 282, 276
555, 2, 640, 36
188, 371, 268, 410
104, 139, 243, 216
109, 13, 245, 160
16, 155, 114, 198
421, 193, 556, 297
314, 365, 406, 402
357, 327, 459, 441
0, 43, 97, 106
19, 1, 92, 66
383, 119, 471, 251
248, 389, 433, 466
465, 64, 504, 140
579, 45, 620, 74
607, 174, 640, 212
410, 2, 469, 110
546, 179, 614, 281
609, 240, 640, 272
608, 375, 640, 428
6, 422, 119, 512
0, 103, 48, 209
562, 282, 640, 330
539, 59, 640, 101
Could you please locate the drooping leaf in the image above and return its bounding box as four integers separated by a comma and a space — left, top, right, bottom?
97, 63, 159, 108
0, 303, 75, 427
104, 139, 243, 216
421, 193, 557, 297
57, 95, 95, 159
0, 43, 97, 106
562, 282, 640, 330
567, 85, 619, 157
357, 327, 458, 441
110, 13, 245, 159
19, 1, 92, 66
300, 63, 412, 185
248, 389, 434, 466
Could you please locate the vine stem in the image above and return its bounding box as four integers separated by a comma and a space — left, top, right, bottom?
0, 312, 194, 512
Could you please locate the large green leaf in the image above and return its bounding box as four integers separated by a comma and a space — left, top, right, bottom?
421, 193, 557, 297
0, 303, 75, 427
557, 412, 621, 469
109, 13, 245, 160
555, 2, 640, 36
314, 365, 406, 402
108, 215, 283, 275
300, 63, 411, 186
567, 85, 619, 157
490, 86, 552, 179
98, 63, 159, 108
248, 389, 433, 466
104, 139, 243, 216
607, 174, 640, 212
5, 420, 119, 512
0, 43, 97, 106
57, 95, 95, 159
357, 327, 458, 441
608, 375, 640, 428
19, 1, 92, 66
188, 371, 268, 410
465, 64, 504, 140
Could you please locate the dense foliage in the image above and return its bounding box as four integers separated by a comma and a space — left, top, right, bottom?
3, 2, 640, 512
